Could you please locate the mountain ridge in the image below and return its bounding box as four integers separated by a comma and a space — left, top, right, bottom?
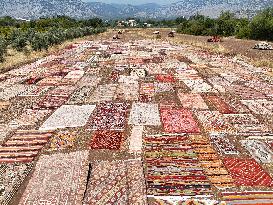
0, 0, 272, 19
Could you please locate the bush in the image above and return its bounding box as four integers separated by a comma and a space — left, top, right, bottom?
30, 32, 49, 51
0, 37, 7, 62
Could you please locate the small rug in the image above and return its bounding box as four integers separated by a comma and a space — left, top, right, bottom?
87, 102, 128, 130
19, 151, 89, 205
0, 163, 33, 205
223, 157, 273, 187
205, 95, 237, 114
39, 104, 96, 130
177, 92, 208, 110
83, 159, 147, 205
128, 103, 161, 126
160, 108, 200, 133
89, 131, 123, 150
0, 130, 52, 163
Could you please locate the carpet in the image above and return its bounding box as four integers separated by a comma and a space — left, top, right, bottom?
241, 100, 271, 115
35, 95, 68, 109
115, 81, 139, 101
67, 86, 94, 104
89, 131, 123, 150
195, 111, 235, 134
155, 74, 176, 83
223, 157, 273, 187
87, 102, 128, 130
144, 134, 212, 196
209, 133, 239, 155
227, 85, 266, 100
46, 86, 76, 98
189, 135, 235, 188
39, 104, 96, 130
0, 130, 52, 163
177, 92, 208, 110
140, 83, 155, 96
48, 131, 78, 151
205, 95, 237, 114
128, 126, 144, 154
160, 108, 200, 133
154, 82, 174, 93
9, 109, 52, 128
19, 85, 51, 97
240, 140, 273, 163
128, 103, 161, 126
221, 191, 273, 205
83, 159, 147, 205
19, 151, 89, 205
0, 163, 33, 205
87, 84, 118, 103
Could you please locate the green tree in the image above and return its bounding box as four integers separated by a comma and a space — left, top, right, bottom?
0, 37, 7, 62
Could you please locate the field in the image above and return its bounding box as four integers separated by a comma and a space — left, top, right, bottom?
0, 29, 273, 205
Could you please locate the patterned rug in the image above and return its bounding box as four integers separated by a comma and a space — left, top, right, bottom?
128, 103, 161, 126
223, 157, 273, 187
221, 191, 273, 205
35, 95, 68, 109
205, 95, 237, 114
144, 134, 213, 197
36, 76, 63, 86
9, 109, 52, 128
0, 130, 52, 163
19, 85, 51, 97
89, 131, 123, 150
47, 131, 79, 151
115, 81, 139, 101
67, 86, 94, 104
128, 126, 144, 154
154, 82, 174, 93
39, 104, 96, 130
87, 84, 118, 103
140, 83, 155, 96
0, 163, 33, 205
19, 151, 89, 205
227, 85, 266, 100
241, 100, 271, 115
87, 102, 128, 130
83, 159, 147, 205
155, 74, 176, 83
177, 92, 208, 110
189, 135, 235, 188
209, 133, 239, 155
160, 108, 200, 133
240, 140, 273, 163
195, 111, 235, 134
46, 86, 76, 98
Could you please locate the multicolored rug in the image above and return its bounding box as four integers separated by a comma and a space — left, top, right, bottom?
48, 131, 79, 151
87, 102, 128, 130
204, 95, 237, 114
35, 95, 68, 109
240, 140, 273, 163
0, 130, 53, 163
189, 135, 235, 188
223, 157, 273, 187
83, 159, 147, 205
9, 109, 52, 128
0, 163, 33, 205
129, 126, 144, 154
160, 108, 200, 133
19, 151, 89, 205
209, 133, 239, 155
177, 92, 208, 110
129, 103, 161, 126
195, 111, 235, 134
144, 134, 213, 197
89, 131, 124, 150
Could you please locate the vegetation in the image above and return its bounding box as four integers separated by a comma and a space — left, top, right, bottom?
0, 16, 106, 62
117, 7, 273, 42
177, 8, 273, 41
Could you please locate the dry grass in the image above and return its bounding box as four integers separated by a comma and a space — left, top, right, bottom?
0, 30, 111, 73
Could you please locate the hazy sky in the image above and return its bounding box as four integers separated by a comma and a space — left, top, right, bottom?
83, 0, 177, 5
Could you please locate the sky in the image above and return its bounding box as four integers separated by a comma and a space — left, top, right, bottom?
83, 0, 178, 5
